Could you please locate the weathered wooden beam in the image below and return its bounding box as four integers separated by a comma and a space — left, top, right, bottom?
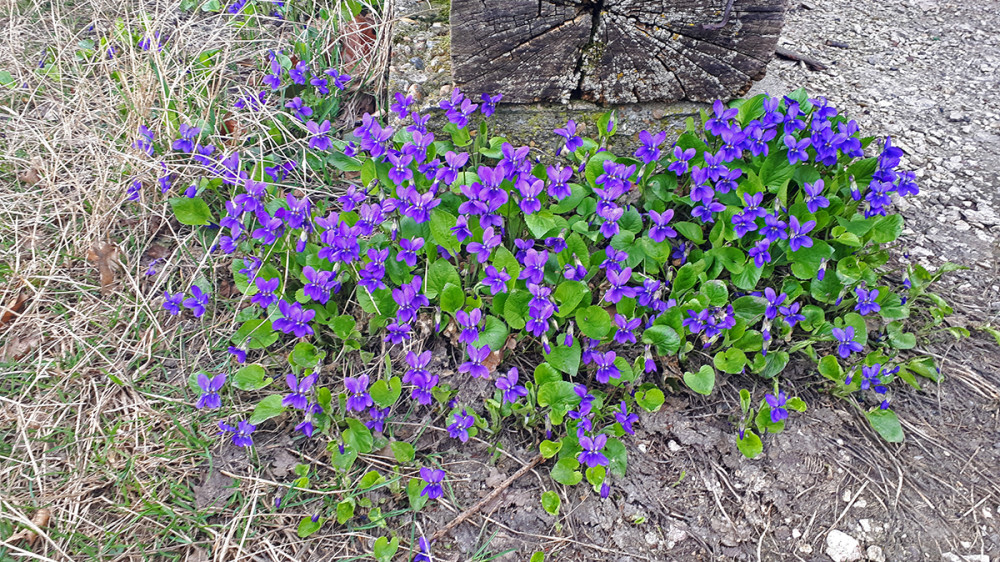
451, 0, 787, 104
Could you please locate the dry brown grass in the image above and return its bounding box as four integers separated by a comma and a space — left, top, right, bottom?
0, 0, 396, 559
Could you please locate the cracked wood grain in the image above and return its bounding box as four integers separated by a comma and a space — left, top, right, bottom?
451, 0, 787, 103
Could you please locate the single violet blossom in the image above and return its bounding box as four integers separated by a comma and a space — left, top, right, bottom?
196, 373, 226, 409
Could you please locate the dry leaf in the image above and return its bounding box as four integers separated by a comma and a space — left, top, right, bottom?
0, 332, 41, 361
17, 168, 40, 185
143, 243, 169, 261
339, 14, 377, 75
483, 349, 504, 374
219, 111, 241, 140
0, 289, 29, 326
86, 242, 119, 295
9, 507, 50, 546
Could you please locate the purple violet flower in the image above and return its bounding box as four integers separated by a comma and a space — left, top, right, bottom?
345, 375, 374, 412
447, 409, 475, 442
765, 391, 788, 423
196, 373, 226, 409
183, 286, 209, 317
282, 373, 317, 409
458, 344, 492, 379
832, 326, 864, 358
218, 420, 256, 448
577, 433, 609, 468
495, 367, 528, 404
273, 300, 316, 338
420, 467, 445, 499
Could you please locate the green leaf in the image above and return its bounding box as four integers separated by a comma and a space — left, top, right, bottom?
683, 365, 715, 395
755, 405, 785, 434
586, 465, 606, 488
249, 394, 285, 425
370, 376, 402, 408
636, 387, 665, 412
713, 348, 748, 374
737, 430, 763, 458
331, 442, 358, 471
701, 280, 729, 307
429, 209, 461, 254
731, 295, 767, 322
641, 325, 681, 355
886, 321, 916, 350
503, 290, 532, 330
343, 419, 373, 454
537, 381, 581, 409
731, 262, 763, 291
491, 246, 521, 291
670, 261, 704, 297
550, 183, 589, 213
425, 259, 461, 300
439, 283, 465, 315
575, 305, 612, 340
407, 478, 428, 511
818, 354, 843, 382
540, 439, 562, 458
232, 318, 279, 350
390, 441, 415, 463
758, 351, 789, 379
544, 340, 582, 376
336, 499, 355, 524
331, 315, 357, 340
786, 397, 807, 412
605, 437, 627, 478
759, 150, 796, 189
233, 364, 270, 390
907, 356, 943, 383
373, 536, 399, 562
290, 341, 326, 369
866, 409, 904, 443
869, 214, 904, 244
530, 552, 545, 562
297, 516, 323, 538
673, 221, 704, 244
739, 389, 751, 413
551, 457, 583, 486
360, 470, 385, 489
843, 313, 869, 346
534, 363, 563, 386
168, 196, 213, 226
553, 281, 589, 318
474, 315, 510, 351
525, 210, 561, 238
541, 490, 561, 516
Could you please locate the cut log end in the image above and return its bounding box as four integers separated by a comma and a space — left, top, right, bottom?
451, 0, 787, 104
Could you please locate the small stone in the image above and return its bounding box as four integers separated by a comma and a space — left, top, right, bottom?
859, 519, 871, 533
644, 531, 658, 546
665, 526, 687, 549
439, 84, 452, 97
792, 528, 802, 539
410, 57, 425, 70
842, 489, 852, 502
668, 440, 682, 452
826, 530, 863, 562
855, 498, 867, 509
651, 108, 665, 119
866, 545, 885, 562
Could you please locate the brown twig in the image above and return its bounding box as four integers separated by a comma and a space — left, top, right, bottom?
429, 453, 545, 542
775, 46, 828, 71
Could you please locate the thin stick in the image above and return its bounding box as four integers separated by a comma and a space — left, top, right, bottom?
429, 453, 544, 542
